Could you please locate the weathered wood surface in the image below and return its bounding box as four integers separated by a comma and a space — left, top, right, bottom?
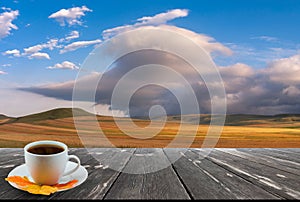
0, 148, 299, 199
104, 148, 190, 199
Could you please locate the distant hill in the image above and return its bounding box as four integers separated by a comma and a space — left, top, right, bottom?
1, 107, 300, 126
0, 115, 11, 125
6, 108, 94, 124
167, 113, 300, 126
224, 114, 300, 126
0, 115, 9, 120
0, 108, 299, 148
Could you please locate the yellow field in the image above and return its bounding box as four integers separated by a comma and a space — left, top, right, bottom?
0, 115, 299, 148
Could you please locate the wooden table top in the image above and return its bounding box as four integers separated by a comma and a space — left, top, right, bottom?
0, 148, 299, 200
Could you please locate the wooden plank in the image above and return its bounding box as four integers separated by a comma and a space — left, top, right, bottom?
238, 148, 300, 164
268, 148, 300, 155
165, 148, 235, 199
121, 148, 172, 174
0, 186, 26, 200
1, 148, 299, 200
237, 148, 300, 170
280, 148, 300, 154
0, 161, 26, 199
266, 149, 300, 162
224, 149, 300, 175
104, 148, 190, 200
0, 149, 24, 177
185, 149, 280, 199
192, 149, 300, 199
0, 149, 27, 199
0, 157, 24, 176
164, 149, 278, 199
0, 155, 23, 169
0, 148, 23, 155
0, 149, 23, 166
49, 148, 135, 200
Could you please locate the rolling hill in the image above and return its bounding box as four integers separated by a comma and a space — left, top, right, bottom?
0, 115, 10, 124
3, 108, 300, 126
4, 108, 94, 124
0, 108, 299, 148
159, 113, 300, 127
0, 115, 9, 120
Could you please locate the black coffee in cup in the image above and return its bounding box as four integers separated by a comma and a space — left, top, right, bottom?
27, 144, 64, 155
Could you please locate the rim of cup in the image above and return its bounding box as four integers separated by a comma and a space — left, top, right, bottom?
24, 140, 67, 157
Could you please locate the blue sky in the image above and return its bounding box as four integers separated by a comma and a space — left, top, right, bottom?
1, 0, 300, 116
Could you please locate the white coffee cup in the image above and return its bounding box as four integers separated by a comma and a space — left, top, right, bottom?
24, 140, 81, 185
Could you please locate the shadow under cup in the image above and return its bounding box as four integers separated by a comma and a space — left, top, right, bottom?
24, 140, 80, 185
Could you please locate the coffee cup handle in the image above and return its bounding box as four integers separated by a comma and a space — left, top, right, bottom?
63, 155, 81, 176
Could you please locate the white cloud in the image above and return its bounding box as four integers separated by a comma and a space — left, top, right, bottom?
252, 36, 278, 42
3, 49, 20, 57
60, 39, 101, 53
160, 25, 232, 56
65, 30, 79, 41
0, 70, 7, 74
23, 38, 59, 55
3, 32, 86, 59
282, 86, 300, 97
23, 44, 43, 55
216, 42, 300, 68
220, 63, 255, 94
137, 9, 188, 25
94, 104, 126, 117
29, 52, 50, 60
0, 9, 19, 38
0, 80, 127, 117
1, 7, 12, 11
46, 39, 59, 50
219, 58, 300, 114
102, 25, 232, 57
262, 54, 300, 85
0, 81, 74, 117
48, 6, 92, 26
220, 63, 254, 77
47, 61, 79, 70
16, 38, 60, 59
102, 9, 189, 39
4, 43, 55, 59
102, 25, 132, 39
101, 9, 231, 56
2, 64, 11, 67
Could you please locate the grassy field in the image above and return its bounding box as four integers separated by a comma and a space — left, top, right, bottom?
0, 108, 299, 148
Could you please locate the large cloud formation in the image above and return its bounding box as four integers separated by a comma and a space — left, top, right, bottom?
21, 50, 300, 116
20, 22, 232, 117
18, 9, 300, 116
221, 55, 300, 114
